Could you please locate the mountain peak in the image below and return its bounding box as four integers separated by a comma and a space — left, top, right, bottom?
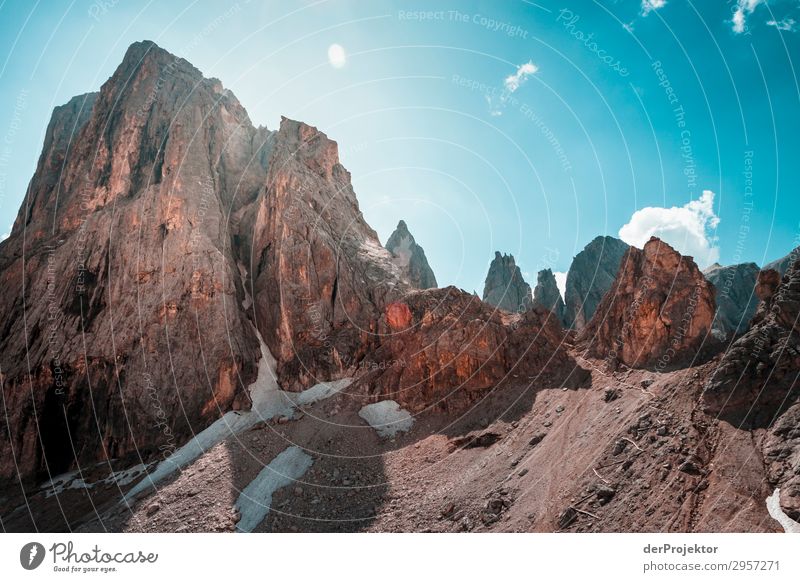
385, 220, 437, 289
563, 235, 629, 329
533, 268, 566, 323
483, 251, 531, 312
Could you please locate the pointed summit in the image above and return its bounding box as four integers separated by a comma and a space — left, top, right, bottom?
533, 268, 566, 324
385, 220, 438, 289
482, 252, 532, 312
563, 235, 629, 330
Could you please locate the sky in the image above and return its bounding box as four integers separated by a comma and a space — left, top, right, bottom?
0, 0, 799, 296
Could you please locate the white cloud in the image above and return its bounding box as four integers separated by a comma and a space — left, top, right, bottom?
487, 61, 539, 116
641, 0, 667, 16
732, 0, 764, 34
554, 271, 567, 301
504, 61, 538, 93
618, 190, 720, 268
767, 17, 796, 31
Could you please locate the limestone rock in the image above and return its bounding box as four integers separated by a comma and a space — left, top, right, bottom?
703, 262, 760, 339
245, 117, 409, 391
0, 40, 270, 482
385, 220, 437, 289
703, 256, 800, 427
358, 287, 588, 412
533, 268, 566, 324
579, 237, 717, 370
482, 252, 532, 313
563, 236, 629, 330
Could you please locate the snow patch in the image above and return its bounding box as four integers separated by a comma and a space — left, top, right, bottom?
234, 446, 313, 532
766, 488, 800, 533
358, 400, 414, 438
42, 463, 150, 498
124, 323, 351, 501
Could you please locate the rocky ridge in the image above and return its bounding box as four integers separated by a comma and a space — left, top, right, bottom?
0, 40, 798, 535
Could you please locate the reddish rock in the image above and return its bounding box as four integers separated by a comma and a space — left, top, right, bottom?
358, 287, 588, 412
244, 117, 409, 391
0, 41, 268, 482
385, 302, 413, 330
756, 268, 782, 304
579, 237, 717, 370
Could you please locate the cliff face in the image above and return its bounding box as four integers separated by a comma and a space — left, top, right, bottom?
703, 257, 800, 427
0, 41, 271, 481
245, 117, 409, 391
532, 268, 566, 324
358, 287, 587, 412
482, 252, 532, 313
385, 220, 437, 289
0, 41, 584, 485
579, 237, 717, 370
703, 258, 800, 520
563, 236, 629, 330
703, 262, 760, 339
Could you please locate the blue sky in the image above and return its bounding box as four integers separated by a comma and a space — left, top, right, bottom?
0, 0, 798, 294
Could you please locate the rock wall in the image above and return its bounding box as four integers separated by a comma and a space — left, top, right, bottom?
579, 237, 716, 370
563, 236, 629, 330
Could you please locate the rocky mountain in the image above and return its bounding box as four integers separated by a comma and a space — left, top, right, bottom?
243, 116, 409, 391
385, 220, 437, 289
361, 287, 586, 413
532, 268, 566, 324
1, 40, 798, 535
563, 236, 629, 330
703, 257, 800, 522
0, 40, 270, 482
703, 257, 800, 427
579, 237, 717, 370
482, 252, 532, 313
0, 41, 573, 489
764, 246, 799, 276
703, 262, 760, 339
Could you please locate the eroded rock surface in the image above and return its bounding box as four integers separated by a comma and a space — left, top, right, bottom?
0, 40, 271, 482
245, 117, 409, 391
703, 257, 800, 427
579, 237, 716, 370
357, 286, 587, 412
764, 246, 800, 277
